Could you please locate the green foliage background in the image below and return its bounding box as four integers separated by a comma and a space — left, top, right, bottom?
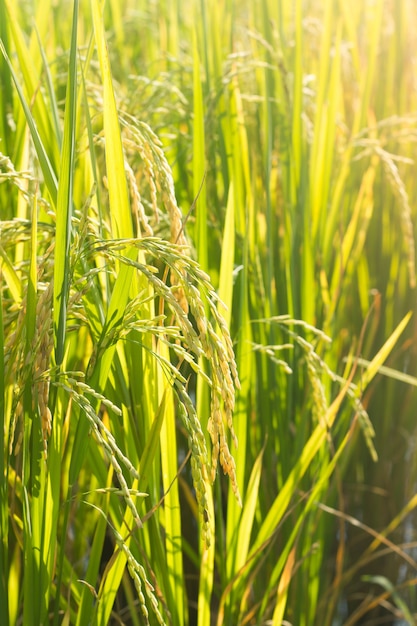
1, 1, 417, 624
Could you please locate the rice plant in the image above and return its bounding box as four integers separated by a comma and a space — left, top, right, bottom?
1, 1, 417, 625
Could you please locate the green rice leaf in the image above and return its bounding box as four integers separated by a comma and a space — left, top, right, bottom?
0, 38, 58, 205
358, 311, 412, 390
53, 0, 79, 366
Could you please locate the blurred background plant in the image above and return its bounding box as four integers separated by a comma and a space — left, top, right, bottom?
1, 0, 417, 625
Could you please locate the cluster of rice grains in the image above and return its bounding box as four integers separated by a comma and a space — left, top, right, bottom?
0, 160, 54, 458
121, 118, 242, 544
171, 275, 242, 546
121, 114, 190, 312
33, 279, 54, 455
5, 272, 54, 459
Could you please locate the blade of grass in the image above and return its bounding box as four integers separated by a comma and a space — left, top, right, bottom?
348, 357, 417, 387
0, 0, 12, 159
358, 311, 412, 390
3, 0, 60, 174
158, 342, 186, 625
46, 7, 80, 623
192, 31, 208, 273
0, 39, 58, 206
217, 182, 235, 326
0, 250, 8, 623
192, 26, 215, 626
0, 245, 22, 303
53, 0, 78, 366
22, 193, 48, 626
91, 0, 133, 243
34, 25, 62, 151
272, 546, 296, 626
234, 445, 264, 574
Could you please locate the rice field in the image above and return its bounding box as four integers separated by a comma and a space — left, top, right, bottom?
1, 1, 417, 624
